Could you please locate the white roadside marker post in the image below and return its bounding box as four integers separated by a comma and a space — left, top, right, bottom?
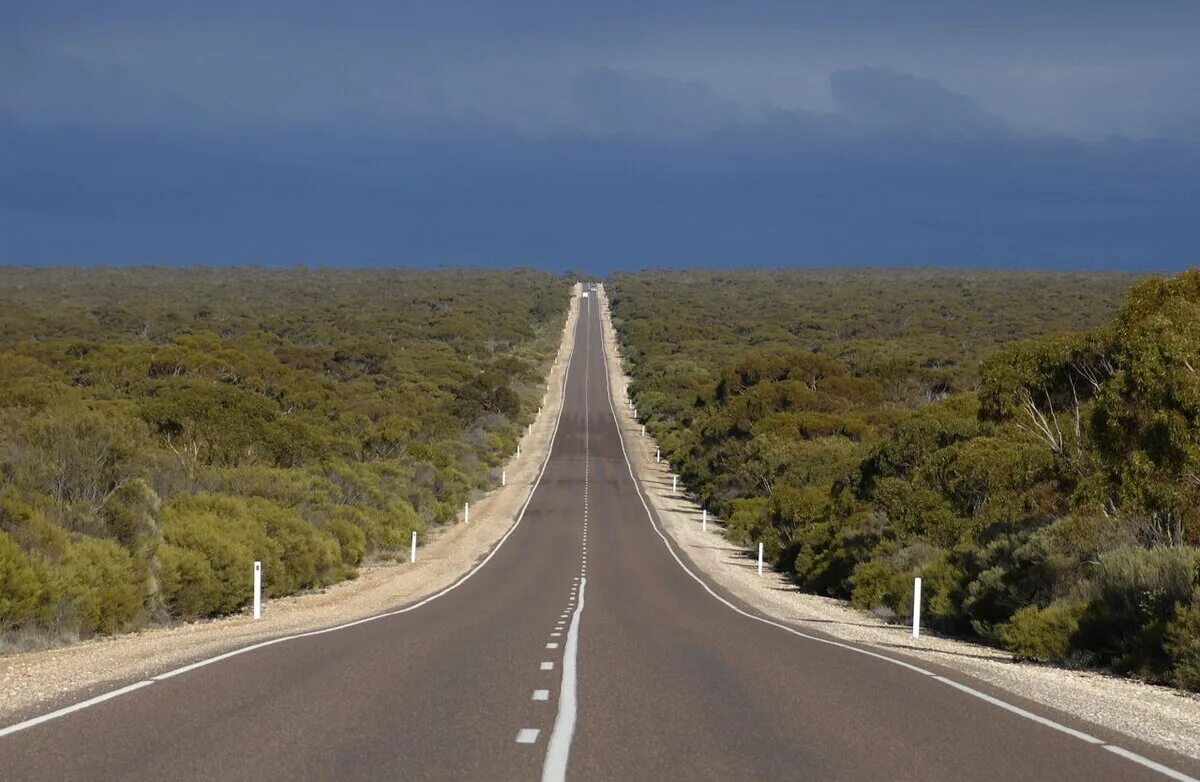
464, 502, 470, 524
527, 423, 532, 435
411, 531, 417, 563
641, 425, 645, 437
912, 577, 923, 638
252, 561, 262, 620
502, 470, 507, 487
757, 543, 764, 576
656, 449, 660, 463
517, 444, 521, 458
672, 475, 677, 493
702, 509, 707, 532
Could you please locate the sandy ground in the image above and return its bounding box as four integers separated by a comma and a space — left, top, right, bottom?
596, 284, 1200, 762
0, 283, 582, 724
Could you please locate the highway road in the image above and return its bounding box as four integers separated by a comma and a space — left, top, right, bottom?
3, 290, 1199, 781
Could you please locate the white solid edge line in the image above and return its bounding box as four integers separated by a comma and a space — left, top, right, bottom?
932, 676, 1101, 744
1105, 746, 1200, 782
594, 287, 1199, 782
0, 290, 583, 741
0, 681, 154, 739
542, 576, 586, 782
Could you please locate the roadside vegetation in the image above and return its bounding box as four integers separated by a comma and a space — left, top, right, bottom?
610, 268, 1200, 691
0, 267, 567, 649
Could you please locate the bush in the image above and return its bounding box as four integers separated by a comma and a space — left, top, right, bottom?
0, 530, 55, 629
326, 518, 367, 565
1001, 601, 1084, 662
59, 538, 144, 635
849, 560, 908, 615
1074, 545, 1200, 678
157, 543, 223, 620
1165, 588, 1200, 691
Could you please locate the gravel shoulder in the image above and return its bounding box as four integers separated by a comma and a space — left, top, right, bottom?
0, 283, 582, 725
596, 283, 1200, 762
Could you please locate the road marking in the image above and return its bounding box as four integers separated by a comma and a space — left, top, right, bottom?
517, 728, 541, 744
932, 676, 1100, 744
533, 690, 550, 701
0, 288, 583, 741
595, 289, 1199, 782
541, 662, 555, 670
1105, 746, 1200, 782
546, 642, 559, 649
0, 681, 154, 739
542, 576, 587, 782
551, 632, 562, 637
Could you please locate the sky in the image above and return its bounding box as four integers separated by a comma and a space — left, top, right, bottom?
2, 1, 1199, 272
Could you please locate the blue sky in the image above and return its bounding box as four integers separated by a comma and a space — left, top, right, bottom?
2, 1, 1198, 271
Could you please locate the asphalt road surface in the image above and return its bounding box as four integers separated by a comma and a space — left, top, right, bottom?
3, 291, 1199, 781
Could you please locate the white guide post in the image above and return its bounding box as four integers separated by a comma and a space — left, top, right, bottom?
411, 530, 417, 563
640, 425, 645, 437
656, 449, 660, 463
464, 501, 470, 524
672, 475, 677, 493
757, 543, 764, 576
517, 444, 521, 457
502, 470, 507, 487
702, 509, 707, 532
912, 577, 923, 638
252, 561, 262, 620
528, 423, 532, 435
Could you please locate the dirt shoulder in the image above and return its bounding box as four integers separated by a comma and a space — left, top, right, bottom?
596, 283, 1200, 762
0, 283, 582, 724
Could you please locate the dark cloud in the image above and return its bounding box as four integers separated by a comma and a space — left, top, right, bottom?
830, 66, 1006, 134
1, 2, 1199, 270
567, 68, 748, 136
3, 74, 1197, 270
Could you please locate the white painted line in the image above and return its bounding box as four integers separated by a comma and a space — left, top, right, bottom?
517, 728, 541, 744
546, 642, 559, 649
932, 676, 1102, 744
542, 576, 587, 782
551, 632, 562, 637
541, 662, 555, 670
533, 689, 550, 701
0, 681, 154, 739
1104, 746, 1200, 782
595, 294, 1198, 782
0, 291, 585, 741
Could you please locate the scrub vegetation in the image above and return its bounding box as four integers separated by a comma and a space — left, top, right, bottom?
610, 268, 1200, 690
0, 267, 567, 648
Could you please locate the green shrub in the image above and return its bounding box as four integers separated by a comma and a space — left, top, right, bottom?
849, 560, 908, 615
1001, 601, 1085, 662
1165, 588, 1200, 691
0, 530, 55, 629
157, 543, 223, 619
326, 518, 367, 565
161, 497, 262, 613
59, 538, 144, 635
1075, 545, 1200, 677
